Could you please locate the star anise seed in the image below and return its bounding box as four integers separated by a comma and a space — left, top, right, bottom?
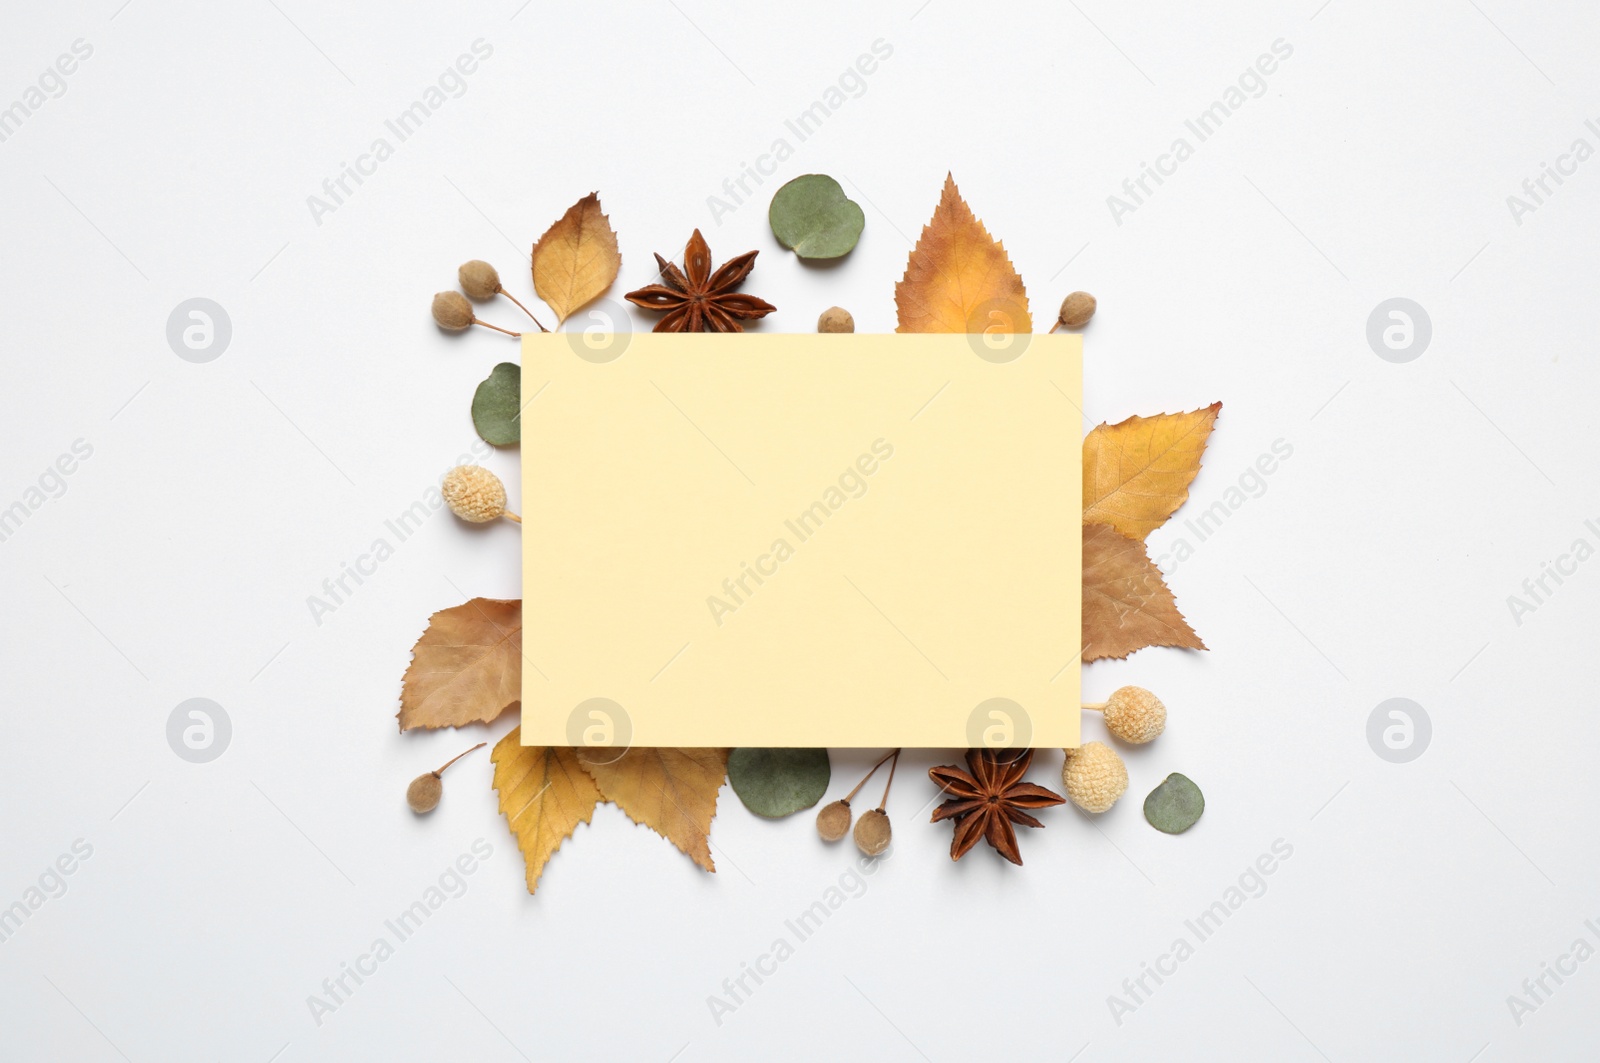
929, 748, 1065, 865
624, 229, 776, 333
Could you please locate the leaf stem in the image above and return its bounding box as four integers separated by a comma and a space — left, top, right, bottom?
434, 741, 487, 776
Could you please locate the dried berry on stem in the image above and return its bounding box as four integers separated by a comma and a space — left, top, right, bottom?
816, 748, 896, 842
407, 741, 487, 814
432, 291, 520, 337
459, 260, 549, 332
854, 749, 899, 856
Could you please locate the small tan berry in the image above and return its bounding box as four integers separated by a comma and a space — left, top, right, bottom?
404, 742, 482, 816
854, 808, 892, 855
432, 291, 475, 331
407, 772, 443, 814
1063, 741, 1128, 814
816, 799, 852, 842
1058, 291, 1096, 329
1103, 686, 1166, 744
459, 260, 503, 300
818, 306, 855, 333
441, 465, 507, 523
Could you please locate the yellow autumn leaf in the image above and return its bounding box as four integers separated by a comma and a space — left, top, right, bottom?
492, 729, 602, 894
531, 192, 621, 324
894, 173, 1031, 334
397, 598, 521, 731
1082, 522, 1205, 662
1083, 403, 1222, 542
576, 747, 728, 872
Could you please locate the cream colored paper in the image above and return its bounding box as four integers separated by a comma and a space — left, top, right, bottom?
520, 332, 1081, 749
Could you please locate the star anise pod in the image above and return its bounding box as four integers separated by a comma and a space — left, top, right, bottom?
929, 749, 1065, 865
624, 229, 776, 332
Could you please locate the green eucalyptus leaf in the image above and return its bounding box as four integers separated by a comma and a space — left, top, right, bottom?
727, 748, 831, 818
472, 362, 520, 446
1144, 773, 1205, 834
769, 174, 865, 260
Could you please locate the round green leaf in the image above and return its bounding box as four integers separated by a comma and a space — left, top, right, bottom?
769, 175, 865, 260
1144, 773, 1204, 834
472, 362, 520, 446
728, 748, 831, 818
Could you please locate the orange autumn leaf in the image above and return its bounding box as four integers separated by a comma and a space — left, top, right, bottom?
1083, 403, 1222, 542
894, 174, 1031, 334
492, 729, 602, 895
531, 192, 621, 324
1082, 522, 1205, 662
397, 598, 521, 730
576, 747, 728, 872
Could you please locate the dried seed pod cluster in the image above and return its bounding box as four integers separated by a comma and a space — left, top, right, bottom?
442, 465, 520, 524
1069, 686, 1196, 830
1062, 742, 1128, 814
1098, 685, 1166, 744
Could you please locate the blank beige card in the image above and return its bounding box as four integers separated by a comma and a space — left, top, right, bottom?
520, 332, 1082, 749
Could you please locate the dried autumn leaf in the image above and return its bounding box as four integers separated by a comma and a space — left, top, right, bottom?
492, 728, 602, 894
531, 192, 621, 324
576, 747, 728, 872
397, 598, 521, 730
1083, 403, 1221, 542
1082, 522, 1205, 662
895, 173, 1030, 334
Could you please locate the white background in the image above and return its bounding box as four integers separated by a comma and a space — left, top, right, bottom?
2, 0, 1596, 1059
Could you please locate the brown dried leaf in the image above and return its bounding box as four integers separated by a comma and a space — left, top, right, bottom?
1083, 403, 1221, 542
894, 174, 1030, 334
397, 598, 521, 730
1082, 523, 1205, 662
492, 728, 602, 894
576, 747, 728, 872
531, 192, 621, 324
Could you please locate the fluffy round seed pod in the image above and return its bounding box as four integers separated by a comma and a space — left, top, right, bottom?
1103, 686, 1166, 744
854, 808, 891, 855
459, 260, 502, 300
441, 465, 507, 523
407, 773, 442, 813
1058, 291, 1096, 329
818, 306, 854, 333
816, 799, 852, 842
432, 291, 475, 331
1063, 741, 1127, 814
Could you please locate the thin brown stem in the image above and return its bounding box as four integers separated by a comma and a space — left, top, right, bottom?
843, 749, 898, 804
433, 741, 487, 776
473, 318, 522, 338
499, 289, 550, 333
1047, 320, 1063, 334
876, 749, 901, 811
